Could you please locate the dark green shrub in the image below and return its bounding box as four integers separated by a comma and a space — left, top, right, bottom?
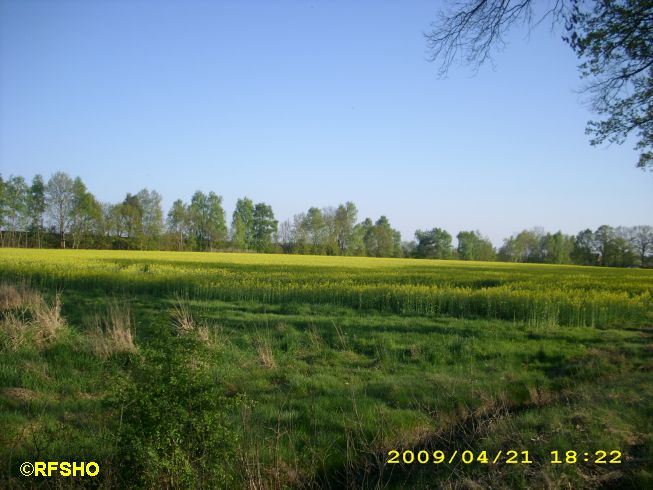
108, 330, 243, 489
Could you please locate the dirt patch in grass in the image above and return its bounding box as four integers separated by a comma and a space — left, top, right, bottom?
1, 387, 42, 403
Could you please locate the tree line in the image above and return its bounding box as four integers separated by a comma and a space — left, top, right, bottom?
1, 171, 651, 267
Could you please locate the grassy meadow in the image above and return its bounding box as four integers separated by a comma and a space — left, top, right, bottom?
1, 248, 652, 488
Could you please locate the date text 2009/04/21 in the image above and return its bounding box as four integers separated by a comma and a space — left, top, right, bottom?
386, 450, 622, 465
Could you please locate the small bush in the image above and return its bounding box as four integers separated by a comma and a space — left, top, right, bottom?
108, 328, 244, 488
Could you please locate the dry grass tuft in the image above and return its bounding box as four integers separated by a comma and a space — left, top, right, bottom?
409, 344, 421, 361
0, 282, 44, 311
32, 293, 64, 345
256, 338, 277, 369
0, 283, 23, 310
87, 302, 137, 359
0, 284, 64, 350
197, 324, 210, 343
172, 298, 195, 334
528, 386, 556, 405
307, 325, 324, 352
0, 312, 28, 351
171, 297, 219, 346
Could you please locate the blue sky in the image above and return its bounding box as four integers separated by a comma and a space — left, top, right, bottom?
1, 0, 651, 245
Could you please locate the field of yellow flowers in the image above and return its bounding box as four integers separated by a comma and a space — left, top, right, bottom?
1, 248, 651, 327
1, 248, 652, 488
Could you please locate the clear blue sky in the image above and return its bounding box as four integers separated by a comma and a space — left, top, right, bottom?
1, 0, 651, 245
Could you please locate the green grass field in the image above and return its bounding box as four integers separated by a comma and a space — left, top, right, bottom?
1, 249, 652, 488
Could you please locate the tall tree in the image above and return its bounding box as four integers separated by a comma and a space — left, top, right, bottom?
137, 189, 164, 250
231, 197, 255, 250
0, 175, 6, 246
540, 231, 574, 264
103, 203, 127, 241
334, 201, 358, 255
571, 228, 599, 265
391, 229, 403, 257
373, 216, 397, 257
251, 202, 278, 253
320, 207, 339, 255
457, 230, 496, 261
565, 0, 653, 169
304, 207, 326, 254
426, 0, 653, 169
166, 199, 189, 251
609, 226, 636, 267
188, 191, 210, 251
629, 225, 653, 266
70, 177, 102, 249
357, 218, 377, 256
207, 192, 228, 251
3, 176, 30, 247
415, 228, 454, 259
188, 191, 227, 251
594, 225, 617, 266
498, 229, 543, 262
120, 193, 144, 246
277, 219, 294, 253
45, 172, 75, 248
28, 175, 46, 248
291, 212, 310, 254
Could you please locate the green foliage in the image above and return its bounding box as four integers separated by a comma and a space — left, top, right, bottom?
565, 0, 653, 169
28, 175, 46, 247
2, 171, 652, 267
353, 216, 403, 257
45, 171, 75, 248
70, 176, 103, 249
1, 175, 30, 247
251, 202, 277, 252
108, 330, 243, 489
137, 189, 164, 250
456, 230, 496, 261
334, 201, 358, 254
189, 190, 227, 251
120, 193, 144, 244
3, 249, 651, 328
166, 199, 188, 251
426, 0, 653, 169
415, 227, 453, 259
1, 257, 652, 488
499, 229, 543, 262
231, 197, 255, 250
572, 225, 640, 267
304, 207, 326, 254
540, 231, 573, 264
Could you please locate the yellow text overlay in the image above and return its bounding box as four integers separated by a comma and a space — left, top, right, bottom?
20, 462, 99, 477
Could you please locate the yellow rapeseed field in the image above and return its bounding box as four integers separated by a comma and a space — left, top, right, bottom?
1, 248, 651, 327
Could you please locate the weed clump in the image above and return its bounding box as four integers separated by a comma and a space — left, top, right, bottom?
108, 327, 244, 488
87, 302, 137, 359
32, 293, 63, 344
256, 337, 277, 369
0, 283, 23, 310
172, 297, 195, 335
0, 283, 64, 351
